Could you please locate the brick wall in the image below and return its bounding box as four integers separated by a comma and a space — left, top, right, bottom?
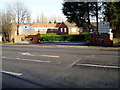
14, 34, 40, 44
89, 33, 113, 46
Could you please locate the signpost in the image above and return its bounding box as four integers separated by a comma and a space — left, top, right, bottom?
19, 25, 34, 35
89, 21, 113, 46
14, 25, 40, 44
98, 21, 110, 33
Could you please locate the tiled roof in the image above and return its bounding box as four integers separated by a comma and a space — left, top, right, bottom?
64, 21, 77, 28
12, 23, 61, 28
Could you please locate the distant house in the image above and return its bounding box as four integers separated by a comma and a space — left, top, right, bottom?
57, 22, 68, 35
11, 23, 61, 41
63, 22, 80, 34
10, 22, 88, 42
63, 21, 90, 34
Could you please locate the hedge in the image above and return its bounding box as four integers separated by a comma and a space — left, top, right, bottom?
40, 32, 90, 41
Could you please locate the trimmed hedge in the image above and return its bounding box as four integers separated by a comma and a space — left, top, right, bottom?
40, 32, 90, 41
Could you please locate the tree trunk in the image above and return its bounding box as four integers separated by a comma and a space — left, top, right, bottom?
96, 2, 99, 33
87, 2, 91, 32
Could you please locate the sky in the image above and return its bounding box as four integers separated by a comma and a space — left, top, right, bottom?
0, 0, 67, 22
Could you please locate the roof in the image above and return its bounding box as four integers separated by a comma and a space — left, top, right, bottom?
64, 21, 78, 28
32, 23, 58, 27
12, 23, 62, 28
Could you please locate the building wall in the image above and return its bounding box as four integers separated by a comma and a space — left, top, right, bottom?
14, 34, 40, 44
68, 28, 80, 34
57, 23, 68, 35
47, 29, 58, 34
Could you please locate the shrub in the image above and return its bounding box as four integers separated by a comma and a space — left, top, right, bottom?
40, 32, 90, 41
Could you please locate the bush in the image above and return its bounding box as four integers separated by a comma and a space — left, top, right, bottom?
41, 33, 59, 37
40, 32, 90, 41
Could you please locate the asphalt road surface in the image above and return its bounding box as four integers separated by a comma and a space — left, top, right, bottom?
1, 44, 120, 88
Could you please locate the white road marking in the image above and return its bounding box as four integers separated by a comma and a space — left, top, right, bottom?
40, 55, 59, 58
18, 58, 51, 63
75, 63, 120, 69
2, 56, 7, 58
20, 53, 59, 58
1, 70, 22, 76
2, 56, 51, 63
20, 53, 35, 56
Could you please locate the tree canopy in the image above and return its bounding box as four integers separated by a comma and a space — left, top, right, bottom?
62, 2, 89, 29
62, 1, 120, 35
104, 2, 120, 36
62, 2, 101, 31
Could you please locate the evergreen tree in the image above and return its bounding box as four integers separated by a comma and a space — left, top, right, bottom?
49, 21, 52, 23
54, 20, 57, 23
62, 2, 105, 32
104, 2, 120, 36
62, 2, 88, 29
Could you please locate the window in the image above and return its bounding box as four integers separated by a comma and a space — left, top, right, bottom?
25, 26, 27, 28
61, 28, 63, 32
55, 29, 58, 31
51, 29, 54, 31
64, 28, 67, 32
72, 28, 77, 32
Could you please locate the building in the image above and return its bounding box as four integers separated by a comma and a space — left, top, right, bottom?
11, 22, 83, 40
8, 21, 91, 43
63, 21, 80, 34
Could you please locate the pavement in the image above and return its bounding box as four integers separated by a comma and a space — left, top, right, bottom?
1, 41, 120, 50
1, 43, 120, 88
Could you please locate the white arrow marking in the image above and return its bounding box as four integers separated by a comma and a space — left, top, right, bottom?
20, 53, 35, 56
20, 53, 59, 58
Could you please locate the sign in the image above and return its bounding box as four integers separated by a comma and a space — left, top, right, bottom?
19, 25, 34, 35
98, 21, 110, 33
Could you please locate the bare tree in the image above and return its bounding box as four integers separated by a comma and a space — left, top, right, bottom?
0, 5, 14, 42
0, 2, 31, 42
48, 15, 66, 23
13, 2, 31, 35
0, 12, 2, 32
36, 14, 40, 23
39, 13, 48, 23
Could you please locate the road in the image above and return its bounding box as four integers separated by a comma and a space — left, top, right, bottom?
1, 44, 120, 88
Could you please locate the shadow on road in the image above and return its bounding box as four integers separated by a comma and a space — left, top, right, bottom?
2, 72, 50, 88
41, 42, 88, 46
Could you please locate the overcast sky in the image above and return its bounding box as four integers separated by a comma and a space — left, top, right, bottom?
0, 0, 67, 22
